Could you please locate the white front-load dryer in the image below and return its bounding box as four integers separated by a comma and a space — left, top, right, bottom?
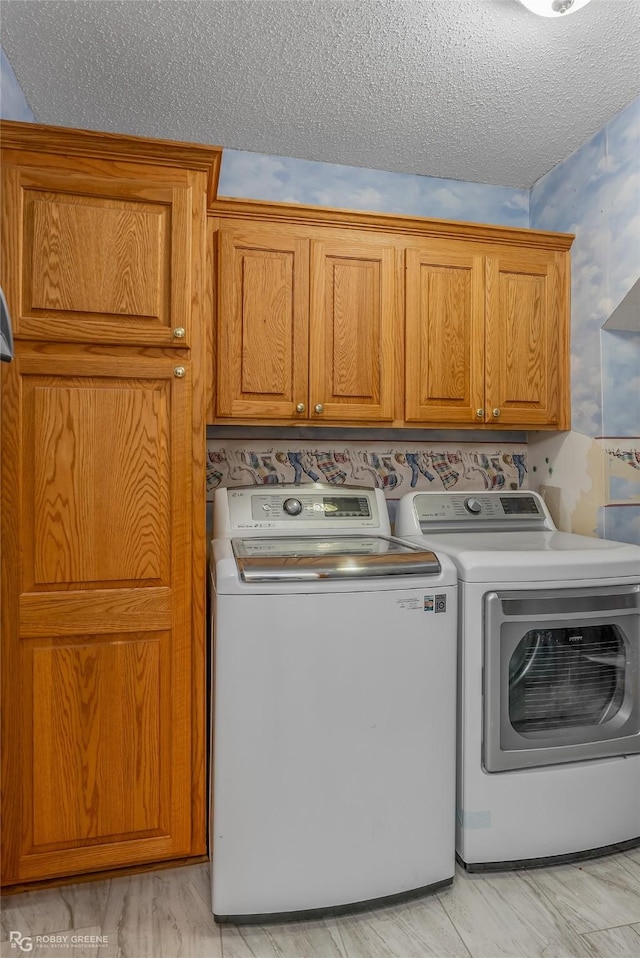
395, 489, 640, 870
210, 484, 458, 921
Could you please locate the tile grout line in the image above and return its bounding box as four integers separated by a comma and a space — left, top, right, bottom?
581, 920, 640, 936
518, 863, 640, 940
433, 891, 475, 958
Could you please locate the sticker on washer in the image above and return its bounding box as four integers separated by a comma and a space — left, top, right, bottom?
429, 594, 447, 613
395, 595, 447, 612
395, 597, 421, 610
457, 808, 492, 829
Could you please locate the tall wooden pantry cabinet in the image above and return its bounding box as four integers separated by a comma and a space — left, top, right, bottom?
0, 121, 221, 885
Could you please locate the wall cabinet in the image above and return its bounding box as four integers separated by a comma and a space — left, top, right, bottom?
0, 122, 221, 886
405, 242, 485, 425
484, 247, 566, 427
405, 241, 568, 427
214, 220, 398, 422
209, 201, 572, 430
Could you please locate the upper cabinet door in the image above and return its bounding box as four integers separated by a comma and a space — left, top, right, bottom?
309, 237, 397, 422
405, 243, 485, 424
216, 225, 310, 419
485, 249, 568, 428
2, 158, 199, 348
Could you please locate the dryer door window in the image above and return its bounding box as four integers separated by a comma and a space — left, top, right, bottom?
483, 585, 640, 772
509, 624, 626, 734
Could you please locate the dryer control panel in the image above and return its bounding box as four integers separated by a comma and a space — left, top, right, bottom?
396, 491, 555, 535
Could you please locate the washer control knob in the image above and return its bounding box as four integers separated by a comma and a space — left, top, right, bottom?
465, 497, 482, 515
283, 497, 303, 516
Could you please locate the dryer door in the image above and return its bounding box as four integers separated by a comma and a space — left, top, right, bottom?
483, 584, 640, 772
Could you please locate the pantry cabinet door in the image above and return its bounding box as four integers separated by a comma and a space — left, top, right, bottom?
309, 237, 397, 422
485, 249, 569, 428
2, 157, 198, 348
216, 225, 309, 419
405, 243, 485, 424
1, 353, 196, 882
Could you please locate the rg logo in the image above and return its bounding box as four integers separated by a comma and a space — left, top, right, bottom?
9, 932, 33, 952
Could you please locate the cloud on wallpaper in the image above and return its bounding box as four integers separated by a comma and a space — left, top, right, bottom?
610, 475, 640, 502
599, 506, 640, 545
531, 97, 640, 440
219, 149, 529, 227
603, 332, 640, 437
530, 132, 607, 232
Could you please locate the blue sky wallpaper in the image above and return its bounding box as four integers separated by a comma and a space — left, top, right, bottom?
603, 331, 640, 437
219, 149, 529, 228
530, 97, 640, 441
596, 505, 640, 546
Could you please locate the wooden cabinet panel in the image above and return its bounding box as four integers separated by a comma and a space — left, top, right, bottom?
30, 633, 165, 847
1, 354, 195, 883
216, 226, 309, 418
30, 196, 163, 318
1, 122, 220, 888
215, 221, 398, 423
405, 243, 569, 429
25, 370, 170, 590
405, 244, 485, 423
310, 239, 396, 421
3, 163, 194, 348
209, 200, 572, 430
485, 250, 567, 427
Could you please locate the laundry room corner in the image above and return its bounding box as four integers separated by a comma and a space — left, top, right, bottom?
528, 429, 607, 535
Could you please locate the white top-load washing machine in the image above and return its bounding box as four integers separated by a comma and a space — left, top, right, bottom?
395, 490, 640, 871
209, 484, 458, 922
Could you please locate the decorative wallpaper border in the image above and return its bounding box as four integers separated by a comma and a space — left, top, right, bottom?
206, 441, 527, 501
603, 444, 640, 505
598, 442, 640, 544
606, 446, 640, 471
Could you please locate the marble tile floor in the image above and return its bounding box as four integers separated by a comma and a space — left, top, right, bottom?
1, 848, 640, 958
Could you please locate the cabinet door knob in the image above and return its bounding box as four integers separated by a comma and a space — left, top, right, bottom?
172, 327, 186, 339
314, 403, 324, 415
174, 366, 186, 378
296, 402, 306, 413
476, 408, 485, 419
492, 408, 501, 418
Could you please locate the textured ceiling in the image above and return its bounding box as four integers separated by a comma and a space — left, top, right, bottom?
1, 0, 639, 189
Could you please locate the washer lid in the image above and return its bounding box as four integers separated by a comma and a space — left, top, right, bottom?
231, 535, 442, 582
409, 530, 640, 582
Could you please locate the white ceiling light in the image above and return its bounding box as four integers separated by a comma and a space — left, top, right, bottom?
518, 0, 593, 16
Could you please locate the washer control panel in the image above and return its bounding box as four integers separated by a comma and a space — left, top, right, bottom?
252, 493, 372, 522
218, 485, 384, 533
